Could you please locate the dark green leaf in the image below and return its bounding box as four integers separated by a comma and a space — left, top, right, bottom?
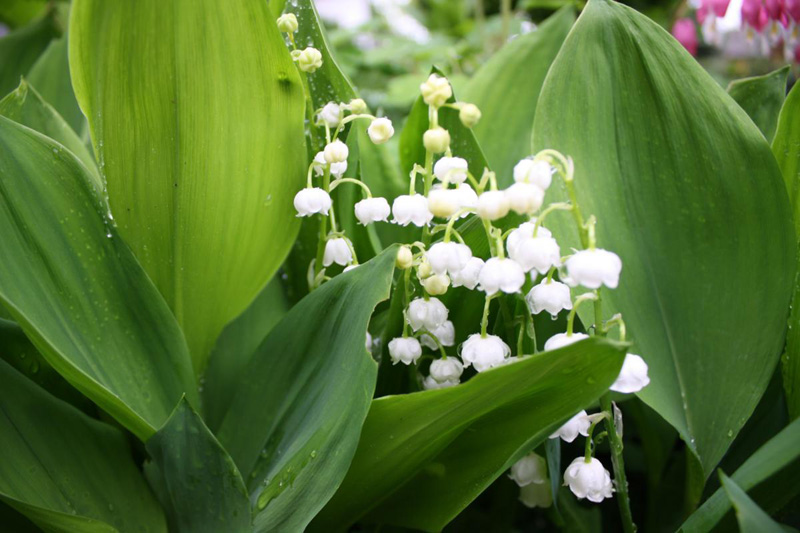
0, 13, 57, 97
719, 472, 785, 533
727, 66, 789, 142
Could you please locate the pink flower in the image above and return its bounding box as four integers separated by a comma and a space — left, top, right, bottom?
672, 18, 699, 55
742, 0, 767, 29
765, 0, 783, 19
786, 0, 800, 21
710, 0, 731, 17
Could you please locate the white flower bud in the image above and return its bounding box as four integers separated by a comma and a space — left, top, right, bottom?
294, 187, 331, 216
565, 249, 622, 289
427, 187, 462, 218
421, 320, 456, 350
423, 375, 459, 390
610, 354, 650, 394
507, 221, 551, 253
429, 356, 463, 382
318, 102, 343, 127
426, 242, 472, 276
563, 457, 614, 503
388, 337, 422, 365
323, 139, 349, 164
478, 258, 525, 295
346, 98, 367, 114
526, 280, 572, 317
423, 127, 450, 154
354, 197, 390, 225
422, 273, 450, 295
514, 158, 553, 190
407, 297, 448, 332
323, 237, 353, 267
508, 235, 561, 275
392, 194, 433, 226
294, 47, 323, 73
549, 410, 591, 443
451, 257, 484, 290
476, 190, 510, 221
396, 246, 414, 269
276, 13, 298, 33
505, 182, 544, 215
368, 117, 394, 144
418, 259, 433, 279
544, 332, 589, 352
459, 103, 482, 128
461, 333, 510, 372
420, 74, 452, 108
313, 151, 346, 176
433, 157, 469, 184
509, 452, 548, 487
519, 482, 553, 509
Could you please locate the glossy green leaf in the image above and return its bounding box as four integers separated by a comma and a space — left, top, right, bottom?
145, 398, 251, 533
719, 472, 785, 533
0, 359, 167, 533
532, 0, 795, 479
0, 116, 197, 440
0, 1, 47, 28
0, 12, 58, 97
0, 80, 99, 191
680, 417, 800, 532
217, 247, 397, 532
70, 0, 307, 372
462, 7, 574, 184
313, 337, 627, 531
727, 66, 789, 142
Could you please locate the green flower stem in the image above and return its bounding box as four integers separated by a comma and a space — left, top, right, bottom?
566, 292, 598, 336
600, 394, 635, 533
533, 202, 572, 235
329, 177, 373, 198
313, 167, 333, 280
480, 294, 496, 337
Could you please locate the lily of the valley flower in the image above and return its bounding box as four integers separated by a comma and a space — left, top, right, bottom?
433, 156, 469, 184
505, 182, 545, 215
610, 354, 650, 393
392, 194, 433, 226
406, 297, 449, 332
565, 249, 622, 289
276, 13, 298, 33
526, 280, 573, 317
514, 158, 553, 190
478, 257, 525, 295
396, 246, 414, 269
294, 47, 323, 73
420, 73, 452, 108
368, 117, 394, 144
426, 242, 472, 277
421, 321, 456, 350
423, 127, 451, 154
429, 356, 463, 382
422, 375, 459, 390
563, 457, 614, 503
451, 257, 484, 290
323, 139, 349, 164
313, 151, 347, 176
294, 187, 332, 216
323, 237, 353, 267
519, 482, 553, 509
509, 452, 548, 487
508, 234, 561, 274
477, 191, 510, 221
354, 197, 390, 225
549, 410, 592, 443
421, 273, 450, 295
318, 102, 343, 127
427, 187, 462, 218
461, 334, 511, 372
459, 103, 482, 128
388, 337, 422, 365
544, 332, 589, 351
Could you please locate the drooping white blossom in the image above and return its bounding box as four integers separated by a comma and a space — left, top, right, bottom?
565, 249, 622, 289
476, 191, 510, 221
433, 157, 469, 184
423, 127, 451, 154
507, 222, 552, 253
354, 197, 390, 225
478, 258, 525, 295
453, 184, 478, 212
294, 187, 332, 217
509, 452, 548, 487
392, 194, 433, 226
421, 273, 450, 295
544, 332, 589, 351
563, 457, 614, 503
406, 297, 448, 332
610, 354, 650, 394
514, 158, 553, 190
313, 151, 347, 176
508, 234, 561, 275
396, 246, 414, 269
427, 187, 462, 218
388, 337, 422, 365
421, 320, 456, 350
451, 257, 484, 290
549, 410, 591, 443
461, 334, 511, 372
323, 237, 353, 267
526, 280, 572, 317
426, 242, 472, 277
368, 117, 394, 144
422, 375, 459, 390
318, 102, 343, 127
505, 182, 545, 215
429, 356, 463, 382
323, 139, 349, 164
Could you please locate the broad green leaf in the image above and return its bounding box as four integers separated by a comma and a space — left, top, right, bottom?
0, 1, 47, 28
217, 247, 397, 532
727, 66, 789, 142
680, 416, 800, 532
145, 399, 251, 533
0, 12, 58, 97
719, 472, 786, 533
0, 359, 167, 532
0, 116, 197, 440
27, 36, 87, 136
313, 337, 627, 531
532, 0, 795, 479
462, 7, 575, 184
0, 80, 99, 191
70, 0, 307, 372
202, 277, 290, 433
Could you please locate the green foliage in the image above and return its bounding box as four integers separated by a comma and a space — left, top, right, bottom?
0, 12, 58, 97
727, 66, 789, 142
719, 473, 787, 533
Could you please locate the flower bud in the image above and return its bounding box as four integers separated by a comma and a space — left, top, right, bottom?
368, 117, 394, 144
323, 139, 349, 164
451, 257, 484, 290
392, 194, 433, 226
433, 156, 469, 184
429, 356, 463, 381
293, 187, 331, 217
476, 191, 510, 220
514, 158, 553, 190
354, 197, 390, 225
459, 103, 482, 128
276, 13, 298, 33
505, 182, 545, 215
388, 337, 422, 365
421, 321, 456, 350
347, 98, 367, 114
509, 452, 548, 487
420, 74, 452, 108
423, 127, 451, 154
426, 242, 472, 276
526, 280, 572, 317
318, 102, 343, 127
549, 410, 591, 443
422, 273, 450, 295
461, 334, 510, 372
478, 257, 525, 295
406, 297, 448, 332
565, 249, 622, 290
417, 259, 433, 279
544, 332, 589, 352
294, 47, 323, 73
563, 457, 614, 503
610, 354, 650, 393
323, 237, 353, 267
396, 245, 414, 269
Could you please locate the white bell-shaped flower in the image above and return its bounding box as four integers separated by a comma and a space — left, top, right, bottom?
514, 158, 553, 190
294, 187, 332, 217
368, 117, 394, 144
346, 98, 367, 114
565, 249, 622, 289
461, 334, 511, 372
451, 257, 484, 290
323, 237, 353, 267
426, 242, 472, 277
509, 452, 548, 487
508, 235, 561, 275
610, 354, 650, 393
507, 222, 551, 254
420, 74, 452, 108
318, 102, 343, 127
421, 320, 456, 350
544, 332, 589, 351
454, 184, 478, 212
323, 139, 349, 164
421, 273, 450, 295
476, 190, 510, 221
388, 337, 422, 365
478, 258, 525, 295
519, 482, 553, 509
505, 182, 545, 215
563, 457, 614, 503
549, 410, 591, 443
429, 356, 463, 382
427, 187, 462, 218
407, 297, 448, 332
294, 47, 323, 73
354, 197, 390, 225
433, 157, 469, 184
392, 194, 433, 227
422, 375, 459, 390
313, 151, 347, 176
526, 280, 572, 317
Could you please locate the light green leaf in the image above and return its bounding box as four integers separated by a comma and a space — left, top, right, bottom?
727, 66, 789, 142
145, 398, 251, 533
462, 6, 575, 184
680, 417, 800, 532
0, 12, 58, 97
313, 337, 627, 532
719, 472, 786, 533
0, 116, 197, 440
532, 0, 795, 479
0, 359, 167, 533
0, 1, 47, 28
217, 247, 397, 532
69, 0, 307, 372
